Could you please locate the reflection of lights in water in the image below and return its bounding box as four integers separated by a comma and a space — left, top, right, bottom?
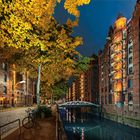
69, 112, 71, 122
81, 118, 84, 123
81, 128, 84, 140
73, 114, 76, 123
66, 109, 68, 121
73, 127, 76, 133
81, 114, 84, 123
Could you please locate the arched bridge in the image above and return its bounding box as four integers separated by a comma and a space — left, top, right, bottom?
58, 101, 100, 108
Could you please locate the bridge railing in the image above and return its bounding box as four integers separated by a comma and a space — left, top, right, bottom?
59, 101, 100, 108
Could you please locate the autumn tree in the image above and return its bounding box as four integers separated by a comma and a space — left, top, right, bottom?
0, 0, 91, 100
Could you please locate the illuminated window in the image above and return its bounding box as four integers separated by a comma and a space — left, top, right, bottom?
114, 35, 122, 42
114, 44, 122, 52
114, 71, 122, 80
113, 53, 122, 61
114, 82, 122, 92
114, 62, 122, 70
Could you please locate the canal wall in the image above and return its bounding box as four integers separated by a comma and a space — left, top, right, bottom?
56, 106, 67, 140
102, 105, 140, 129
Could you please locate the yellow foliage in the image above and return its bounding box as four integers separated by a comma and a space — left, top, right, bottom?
0, 0, 91, 91
58, 0, 91, 17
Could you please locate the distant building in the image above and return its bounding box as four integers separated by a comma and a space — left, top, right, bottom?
0, 62, 36, 107
98, 0, 140, 127
67, 55, 99, 103
130, 0, 140, 112
126, 19, 134, 111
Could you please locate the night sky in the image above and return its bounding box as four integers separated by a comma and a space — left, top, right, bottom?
54, 0, 136, 56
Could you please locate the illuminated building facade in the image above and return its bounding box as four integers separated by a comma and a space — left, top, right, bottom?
67, 55, 99, 103
98, 1, 140, 126
90, 55, 99, 103
98, 34, 111, 107
0, 62, 12, 107
99, 15, 128, 109
0, 62, 36, 107
110, 15, 127, 107
79, 73, 85, 101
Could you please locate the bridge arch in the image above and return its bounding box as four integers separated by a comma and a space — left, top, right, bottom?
58, 101, 100, 108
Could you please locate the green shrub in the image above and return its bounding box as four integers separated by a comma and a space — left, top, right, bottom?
36, 105, 52, 118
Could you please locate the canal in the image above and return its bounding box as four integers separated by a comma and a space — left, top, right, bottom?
59, 107, 140, 140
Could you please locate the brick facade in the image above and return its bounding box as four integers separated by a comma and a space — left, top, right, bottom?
98, 0, 140, 120
67, 55, 99, 103
0, 62, 36, 107
131, 0, 140, 110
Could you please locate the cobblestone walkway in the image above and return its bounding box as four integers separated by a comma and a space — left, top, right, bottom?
3, 116, 56, 140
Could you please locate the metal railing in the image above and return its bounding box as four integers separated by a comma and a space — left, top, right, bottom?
0, 119, 21, 140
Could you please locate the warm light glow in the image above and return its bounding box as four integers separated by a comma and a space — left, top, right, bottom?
81, 94, 84, 101
72, 82, 76, 100
113, 71, 122, 80
0, 97, 4, 101
114, 82, 122, 92
113, 62, 122, 70
114, 44, 122, 52
81, 74, 84, 79
114, 92, 122, 103
113, 33, 122, 43
113, 53, 122, 61
110, 17, 126, 106
115, 17, 126, 30
14, 98, 17, 102
81, 89, 84, 93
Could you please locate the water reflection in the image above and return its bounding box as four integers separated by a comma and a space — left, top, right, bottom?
59, 107, 140, 140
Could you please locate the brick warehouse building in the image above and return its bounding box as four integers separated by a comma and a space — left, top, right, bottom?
131, 0, 140, 113
98, 0, 140, 128
67, 55, 99, 103
0, 62, 36, 107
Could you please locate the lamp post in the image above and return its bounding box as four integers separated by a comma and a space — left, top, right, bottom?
37, 64, 41, 107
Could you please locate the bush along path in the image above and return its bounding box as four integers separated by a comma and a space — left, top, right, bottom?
3, 105, 56, 140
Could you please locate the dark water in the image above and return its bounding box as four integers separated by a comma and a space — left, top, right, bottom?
59, 107, 140, 140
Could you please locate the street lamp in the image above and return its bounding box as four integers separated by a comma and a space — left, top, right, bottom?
36, 64, 41, 107
15, 80, 26, 86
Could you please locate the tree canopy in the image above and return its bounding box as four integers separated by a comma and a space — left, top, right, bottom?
0, 0, 91, 99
